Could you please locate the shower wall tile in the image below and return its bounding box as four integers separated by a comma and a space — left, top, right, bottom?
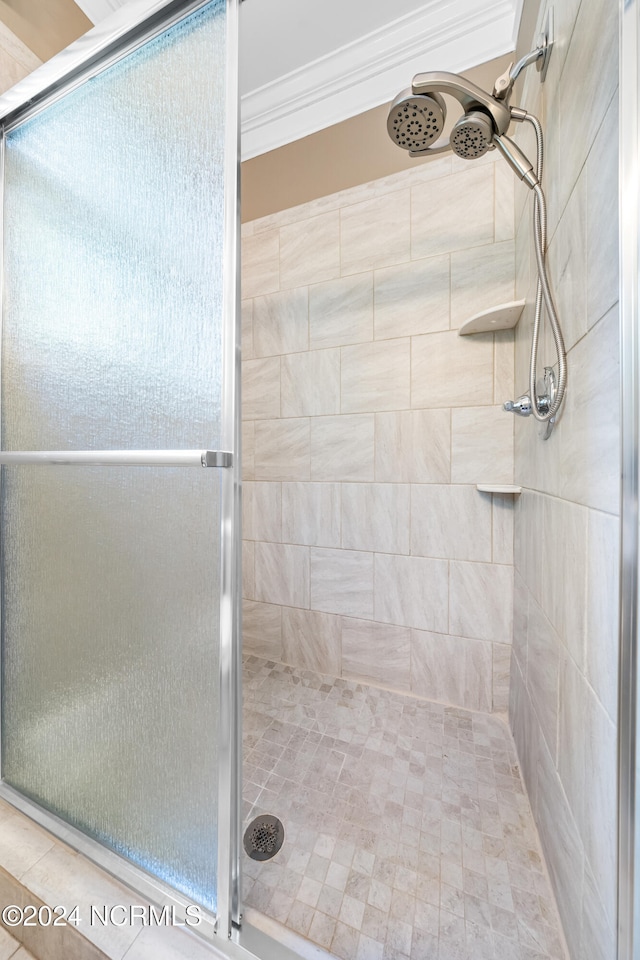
410, 484, 492, 562
374, 554, 448, 633
243, 540, 255, 600
449, 560, 513, 645
310, 414, 375, 481
341, 618, 411, 690
411, 163, 495, 259
374, 409, 451, 484
280, 211, 340, 288
373, 256, 449, 339
253, 288, 308, 358
451, 406, 514, 484
243, 599, 282, 660
281, 348, 340, 417
243, 481, 282, 543
541, 496, 588, 670
254, 419, 310, 481
242, 356, 280, 420
548, 171, 588, 353
254, 542, 309, 608
586, 509, 619, 722
341, 483, 410, 554
449, 240, 515, 330
242, 299, 254, 360
586, 95, 619, 330
581, 863, 616, 960
341, 339, 410, 413
492, 493, 514, 565
242, 152, 515, 713
492, 642, 511, 712
411, 331, 494, 409
410, 629, 492, 712
281, 607, 342, 675
309, 274, 373, 348
340, 190, 410, 274
242, 229, 279, 299
281, 482, 341, 548
494, 158, 515, 242
524, 596, 559, 761
310, 547, 374, 619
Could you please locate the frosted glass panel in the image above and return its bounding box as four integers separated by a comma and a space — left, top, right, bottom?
0, 0, 229, 914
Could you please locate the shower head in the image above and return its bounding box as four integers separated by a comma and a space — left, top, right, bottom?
387, 90, 446, 153
386, 71, 512, 160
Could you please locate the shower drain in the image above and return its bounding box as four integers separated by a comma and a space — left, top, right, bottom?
243, 814, 285, 861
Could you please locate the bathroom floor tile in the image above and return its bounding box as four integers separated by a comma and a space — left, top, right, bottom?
242, 656, 566, 960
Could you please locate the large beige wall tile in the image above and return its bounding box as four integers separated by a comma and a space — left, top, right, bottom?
242, 357, 280, 420
525, 597, 560, 758
281, 349, 340, 417
341, 339, 410, 413
310, 547, 374, 619
243, 599, 282, 660
340, 190, 410, 274
282, 482, 341, 548
341, 483, 410, 554
411, 332, 494, 408
450, 241, 515, 329
449, 560, 513, 644
309, 274, 373, 348
541, 496, 588, 670
374, 554, 448, 632
280, 211, 340, 288
243, 540, 255, 599
311, 414, 375, 481
242, 299, 254, 359
253, 288, 309, 358
492, 642, 511, 712
411, 164, 494, 259
451, 406, 514, 484
492, 493, 514, 564
282, 607, 342, 675
410, 630, 492, 712
254, 542, 309, 608
494, 159, 515, 242
243, 481, 282, 542
375, 409, 451, 483
494, 330, 515, 405
410, 485, 491, 562
374, 256, 449, 339
254, 419, 310, 481
586, 509, 619, 721
549, 171, 587, 353
586, 96, 618, 330
342, 618, 410, 690
242, 422, 255, 480
242, 229, 279, 299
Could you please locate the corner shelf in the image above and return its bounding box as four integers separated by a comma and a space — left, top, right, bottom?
458, 299, 526, 336
476, 484, 522, 495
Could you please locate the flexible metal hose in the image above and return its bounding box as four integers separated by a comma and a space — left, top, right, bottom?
524, 113, 567, 421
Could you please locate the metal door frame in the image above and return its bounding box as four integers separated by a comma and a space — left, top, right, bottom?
0, 0, 241, 945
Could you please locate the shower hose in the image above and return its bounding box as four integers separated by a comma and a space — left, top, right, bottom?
524, 112, 567, 422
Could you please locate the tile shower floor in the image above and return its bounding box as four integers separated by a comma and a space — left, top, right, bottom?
242, 656, 566, 960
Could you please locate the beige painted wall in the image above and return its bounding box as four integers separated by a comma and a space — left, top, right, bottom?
241, 53, 514, 222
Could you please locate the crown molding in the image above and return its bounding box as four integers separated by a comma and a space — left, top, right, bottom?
241, 0, 517, 160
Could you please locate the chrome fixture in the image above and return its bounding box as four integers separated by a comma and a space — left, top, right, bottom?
387, 8, 566, 439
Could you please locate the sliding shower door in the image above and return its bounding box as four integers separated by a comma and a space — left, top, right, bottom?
0, 0, 239, 937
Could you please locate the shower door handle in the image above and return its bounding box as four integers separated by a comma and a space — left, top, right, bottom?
0, 450, 233, 467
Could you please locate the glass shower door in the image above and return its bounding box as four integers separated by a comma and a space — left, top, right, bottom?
0, 0, 239, 937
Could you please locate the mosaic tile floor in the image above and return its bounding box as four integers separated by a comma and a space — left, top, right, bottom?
242, 656, 566, 960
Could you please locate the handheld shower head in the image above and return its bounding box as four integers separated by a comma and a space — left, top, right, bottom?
450, 110, 494, 159
387, 89, 446, 153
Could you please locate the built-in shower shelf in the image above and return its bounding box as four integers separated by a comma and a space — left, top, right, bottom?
476, 484, 522, 494
458, 300, 526, 336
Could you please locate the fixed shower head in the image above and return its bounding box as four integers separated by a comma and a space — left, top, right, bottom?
386, 71, 512, 159
387, 90, 446, 153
